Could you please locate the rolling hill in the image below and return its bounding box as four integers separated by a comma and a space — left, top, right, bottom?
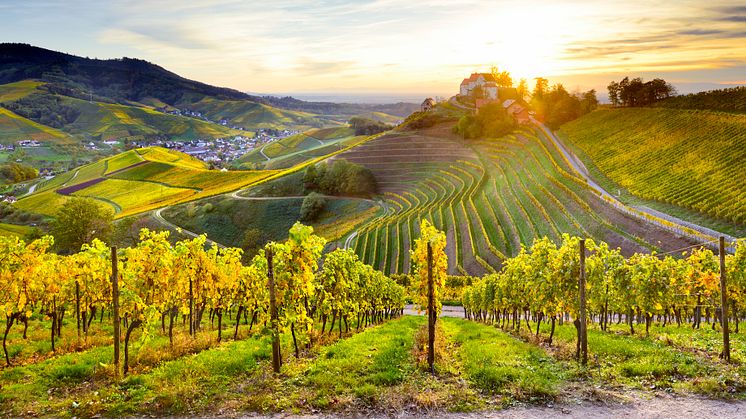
333, 122, 698, 275
15, 147, 277, 218
237, 126, 365, 170
558, 107, 746, 236
0, 44, 417, 171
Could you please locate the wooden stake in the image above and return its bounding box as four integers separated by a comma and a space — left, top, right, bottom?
111, 246, 120, 377
579, 239, 588, 366
267, 247, 281, 373
427, 242, 435, 374
719, 236, 730, 362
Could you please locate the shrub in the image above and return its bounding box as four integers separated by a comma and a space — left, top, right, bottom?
300, 192, 327, 222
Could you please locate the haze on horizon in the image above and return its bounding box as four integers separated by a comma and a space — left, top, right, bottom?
2, 0, 746, 98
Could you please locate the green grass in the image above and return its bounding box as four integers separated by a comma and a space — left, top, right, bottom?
104, 150, 144, 174
0, 222, 33, 237
442, 317, 563, 400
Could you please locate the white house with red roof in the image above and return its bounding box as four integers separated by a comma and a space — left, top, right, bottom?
459, 73, 498, 100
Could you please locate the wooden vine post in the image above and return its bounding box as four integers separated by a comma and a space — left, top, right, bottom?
189, 277, 194, 337
578, 239, 588, 366
719, 236, 730, 362
110, 246, 120, 377
267, 247, 282, 373
427, 242, 435, 374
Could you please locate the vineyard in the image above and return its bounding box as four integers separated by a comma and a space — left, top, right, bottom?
3, 217, 746, 416
559, 108, 746, 234
237, 126, 362, 170
343, 123, 700, 276
0, 222, 406, 408
15, 147, 277, 218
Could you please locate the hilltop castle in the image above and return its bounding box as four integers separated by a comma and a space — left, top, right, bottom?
459, 73, 498, 100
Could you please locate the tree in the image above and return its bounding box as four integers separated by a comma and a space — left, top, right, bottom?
607, 81, 620, 107
300, 192, 327, 222
303, 164, 318, 190
490, 66, 513, 87
50, 197, 114, 254
533, 77, 549, 99
516, 78, 529, 100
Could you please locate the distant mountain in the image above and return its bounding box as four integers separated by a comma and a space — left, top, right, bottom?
0, 43, 249, 105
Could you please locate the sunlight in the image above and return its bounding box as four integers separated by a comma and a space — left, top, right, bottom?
450, 4, 583, 81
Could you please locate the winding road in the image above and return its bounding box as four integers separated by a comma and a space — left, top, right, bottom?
532, 118, 739, 247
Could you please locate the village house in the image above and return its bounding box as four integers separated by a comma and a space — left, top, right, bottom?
502, 99, 531, 124
421, 97, 436, 112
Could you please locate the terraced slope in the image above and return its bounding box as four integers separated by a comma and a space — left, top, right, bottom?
559, 108, 746, 236
16, 147, 275, 218
238, 127, 363, 170
340, 123, 698, 276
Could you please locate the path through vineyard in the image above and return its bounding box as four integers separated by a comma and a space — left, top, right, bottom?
191, 392, 746, 418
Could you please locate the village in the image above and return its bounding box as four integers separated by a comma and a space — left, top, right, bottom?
125, 128, 300, 166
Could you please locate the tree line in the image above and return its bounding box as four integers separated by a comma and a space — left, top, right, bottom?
607, 77, 675, 107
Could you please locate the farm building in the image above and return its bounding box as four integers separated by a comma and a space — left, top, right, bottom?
421, 97, 436, 111
502, 99, 531, 124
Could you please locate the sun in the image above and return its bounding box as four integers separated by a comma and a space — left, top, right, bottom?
450, 3, 590, 81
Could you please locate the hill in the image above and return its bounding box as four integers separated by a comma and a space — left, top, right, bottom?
0, 44, 348, 168
331, 122, 698, 275
237, 126, 365, 170
656, 86, 746, 113
15, 147, 276, 218
558, 108, 746, 236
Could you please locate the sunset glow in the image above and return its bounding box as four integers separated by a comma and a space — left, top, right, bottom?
1, 0, 745, 96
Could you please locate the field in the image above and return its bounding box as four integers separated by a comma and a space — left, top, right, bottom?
340, 123, 699, 275
180, 96, 338, 130
0, 80, 45, 103
238, 127, 361, 170
0, 108, 74, 144
58, 96, 247, 141
0, 222, 33, 237
15, 147, 276, 218
559, 108, 746, 235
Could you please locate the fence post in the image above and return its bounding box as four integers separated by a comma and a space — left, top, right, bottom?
267, 247, 282, 373
427, 242, 435, 374
719, 236, 730, 362
75, 280, 81, 341
110, 246, 120, 377
579, 239, 588, 366
189, 277, 194, 337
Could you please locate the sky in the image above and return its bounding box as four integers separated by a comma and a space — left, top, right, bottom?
2, 0, 746, 99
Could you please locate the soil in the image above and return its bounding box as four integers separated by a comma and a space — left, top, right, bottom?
177, 391, 746, 418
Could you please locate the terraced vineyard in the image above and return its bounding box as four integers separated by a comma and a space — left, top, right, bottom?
15, 147, 275, 218
341, 123, 699, 275
238, 126, 363, 170
559, 108, 746, 233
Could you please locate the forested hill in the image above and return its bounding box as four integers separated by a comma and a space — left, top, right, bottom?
0, 43, 248, 105
0, 43, 418, 116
